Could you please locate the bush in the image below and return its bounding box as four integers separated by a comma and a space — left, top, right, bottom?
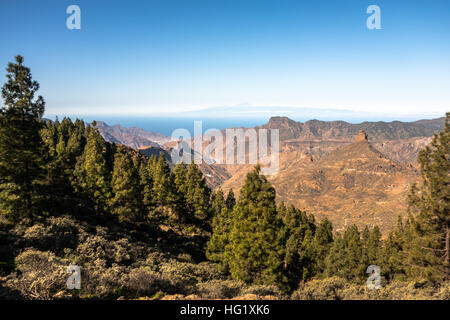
79, 264, 127, 299
123, 267, 161, 298
290, 279, 450, 300
22, 216, 79, 253
435, 282, 450, 300
241, 284, 283, 298
196, 280, 244, 299
291, 277, 347, 300
157, 260, 198, 294
6, 249, 68, 299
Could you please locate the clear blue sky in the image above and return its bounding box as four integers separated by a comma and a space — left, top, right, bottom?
0, 0, 449, 118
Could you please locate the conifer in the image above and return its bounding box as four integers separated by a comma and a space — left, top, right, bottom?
408, 113, 450, 281
109, 147, 142, 223
225, 166, 286, 288
0, 55, 47, 220
73, 126, 111, 215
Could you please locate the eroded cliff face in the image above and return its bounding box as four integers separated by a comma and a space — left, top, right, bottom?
198, 117, 444, 234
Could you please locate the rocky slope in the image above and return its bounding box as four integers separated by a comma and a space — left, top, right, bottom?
261, 116, 444, 142
270, 131, 418, 235
94, 121, 171, 149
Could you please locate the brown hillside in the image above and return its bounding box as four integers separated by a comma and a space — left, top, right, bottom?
222, 131, 419, 235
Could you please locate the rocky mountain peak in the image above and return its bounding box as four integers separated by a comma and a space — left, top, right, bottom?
355, 130, 368, 142
267, 116, 300, 128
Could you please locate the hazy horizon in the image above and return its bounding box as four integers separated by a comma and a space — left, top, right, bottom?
44, 110, 446, 136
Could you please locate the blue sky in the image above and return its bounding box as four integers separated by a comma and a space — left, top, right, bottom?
0, 0, 449, 119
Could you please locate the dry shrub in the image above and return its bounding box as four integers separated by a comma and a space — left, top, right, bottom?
22, 216, 78, 253
123, 267, 161, 298
155, 260, 222, 295
291, 277, 347, 300
80, 264, 127, 298
7, 249, 67, 299
291, 279, 450, 300
241, 284, 283, 298
196, 280, 244, 299
435, 282, 450, 300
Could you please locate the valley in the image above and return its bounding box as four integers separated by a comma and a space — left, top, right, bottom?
95, 116, 445, 235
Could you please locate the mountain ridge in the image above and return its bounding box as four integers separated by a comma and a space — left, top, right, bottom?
94, 121, 172, 149
261, 116, 445, 142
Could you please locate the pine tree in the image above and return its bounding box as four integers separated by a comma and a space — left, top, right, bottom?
324, 225, 366, 281
172, 163, 189, 221
192, 181, 210, 222
360, 226, 371, 275
343, 225, 365, 281
139, 159, 155, 221
0, 55, 47, 221
109, 147, 142, 223
146, 155, 158, 180
185, 163, 211, 223
152, 154, 173, 206
366, 226, 381, 265
207, 190, 231, 273
362, 226, 370, 244
173, 163, 188, 194
313, 218, 333, 275
277, 201, 287, 221
324, 235, 347, 279
378, 219, 406, 281
299, 229, 317, 281
225, 165, 287, 289
40, 118, 86, 215
73, 126, 111, 215
281, 204, 316, 286
225, 189, 236, 210
57, 117, 86, 168
211, 189, 226, 217
67, 119, 87, 165
40, 120, 65, 213
408, 113, 450, 281
151, 154, 176, 223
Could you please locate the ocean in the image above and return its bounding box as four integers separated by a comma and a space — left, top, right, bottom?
44, 116, 270, 136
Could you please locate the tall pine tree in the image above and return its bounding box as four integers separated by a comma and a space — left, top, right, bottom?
313, 218, 333, 275
151, 154, 176, 223
225, 165, 286, 289
225, 189, 236, 210
73, 125, 111, 215
207, 189, 232, 273
185, 162, 211, 223
408, 113, 450, 281
109, 147, 143, 223
0, 55, 47, 221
